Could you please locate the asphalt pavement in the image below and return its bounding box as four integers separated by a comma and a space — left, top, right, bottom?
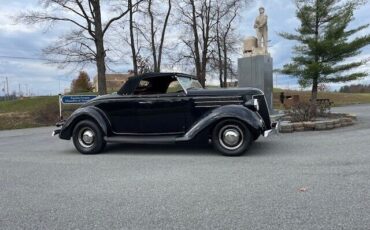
0, 104, 369, 230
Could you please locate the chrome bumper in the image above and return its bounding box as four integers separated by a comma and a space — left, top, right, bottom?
52, 129, 61, 137
263, 121, 279, 138
52, 121, 65, 137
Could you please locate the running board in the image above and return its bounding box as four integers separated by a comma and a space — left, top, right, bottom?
104, 136, 178, 144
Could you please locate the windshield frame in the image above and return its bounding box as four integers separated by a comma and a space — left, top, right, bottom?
175, 75, 203, 94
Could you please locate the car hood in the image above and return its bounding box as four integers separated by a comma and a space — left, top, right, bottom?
187, 87, 263, 97
82, 93, 120, 106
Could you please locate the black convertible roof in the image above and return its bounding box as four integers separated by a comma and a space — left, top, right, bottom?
118, 72, 197, 95
130, 72, 197, 80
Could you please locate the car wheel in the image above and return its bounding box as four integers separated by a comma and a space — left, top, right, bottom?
212, 119, 252, 156
72, 120, 106, 154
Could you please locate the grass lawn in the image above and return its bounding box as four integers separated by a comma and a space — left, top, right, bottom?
0, 96, 58, 114
1, 90, 370, 131
0, 96, 75, 130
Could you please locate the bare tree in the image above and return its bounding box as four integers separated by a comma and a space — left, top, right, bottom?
176, 0, 246, 87
213, 0, 240, 87
123, 0, 172, 74
176, 0, 219, 87
18, 0, 141, 95
128, 0, 139, 75
145, 0, 172, 72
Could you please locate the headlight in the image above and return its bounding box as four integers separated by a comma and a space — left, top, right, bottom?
253, 98, 260, 111
244, 98, 259, 111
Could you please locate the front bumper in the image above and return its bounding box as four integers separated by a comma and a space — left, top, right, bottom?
263, 121, 278, 137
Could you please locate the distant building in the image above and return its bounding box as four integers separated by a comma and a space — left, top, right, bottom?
227, 80, 238, 88
93, 73, 134, 93
64, 88, 71, 94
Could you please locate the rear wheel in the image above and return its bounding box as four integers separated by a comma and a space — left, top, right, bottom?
72, 120, 106, 154
212, 119, 252, 156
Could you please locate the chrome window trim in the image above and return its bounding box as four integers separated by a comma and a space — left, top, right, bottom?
175, 76, 188, 94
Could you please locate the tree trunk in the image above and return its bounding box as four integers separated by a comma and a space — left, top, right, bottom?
190, 0, 202, 84
310, 0, 320, 116
222, 38, 228, 88
215, 9, 223, 88
200, 57, 207, 87
217, 38, 223, 87
96, 43, 107, 95
92, 0, 107, 95
148, 0, 157, 72
129, 0, 138, 75
310, 77, 318, 115
157, 0, 172, 72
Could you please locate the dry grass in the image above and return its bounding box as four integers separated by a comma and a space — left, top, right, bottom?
0, 112, 39, 130
273, 89, 370, 109
0, 96, 78, 130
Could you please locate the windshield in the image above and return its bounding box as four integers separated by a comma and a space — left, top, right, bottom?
177, 76, 203, 91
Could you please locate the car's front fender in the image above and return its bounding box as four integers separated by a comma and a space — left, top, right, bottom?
177, 105, 264, 142
59, 106, 111, 140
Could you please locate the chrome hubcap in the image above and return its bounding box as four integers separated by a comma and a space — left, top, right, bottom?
219, 125, 244, 150
223, 129, 240, 146
78, 128, 95, 148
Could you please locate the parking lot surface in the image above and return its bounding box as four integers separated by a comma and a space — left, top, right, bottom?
0, 104, 369, 229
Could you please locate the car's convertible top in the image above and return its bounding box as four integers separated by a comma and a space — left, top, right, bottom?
118, 72, 197, 95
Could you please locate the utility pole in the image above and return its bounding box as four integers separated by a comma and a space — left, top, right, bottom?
6, 77, 9, 97
1, 81, 5, 99
275, 74, 278, 89
19, 83, 21, 97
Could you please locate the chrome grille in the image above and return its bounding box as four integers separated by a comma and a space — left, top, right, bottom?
253, 95, 271, 130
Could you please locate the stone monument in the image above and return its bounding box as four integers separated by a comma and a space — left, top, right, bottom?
238, 7, 273, 112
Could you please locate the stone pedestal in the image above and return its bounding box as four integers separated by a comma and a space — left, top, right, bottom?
238, 55, 273, 112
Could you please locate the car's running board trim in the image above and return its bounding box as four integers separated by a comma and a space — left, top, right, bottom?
105, 136, 177, 144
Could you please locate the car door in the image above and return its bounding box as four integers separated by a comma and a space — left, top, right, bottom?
96, 95, 139, 134
136, 94, 191, 134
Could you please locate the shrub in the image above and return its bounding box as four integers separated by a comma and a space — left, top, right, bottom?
317, 101, 332, 117
289, 102, 315, 122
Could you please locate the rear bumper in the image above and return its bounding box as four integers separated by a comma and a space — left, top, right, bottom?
52, 129, 61, 137
52, 121, 65, 137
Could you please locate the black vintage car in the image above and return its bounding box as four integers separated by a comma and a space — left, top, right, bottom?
53, 73, 274, 156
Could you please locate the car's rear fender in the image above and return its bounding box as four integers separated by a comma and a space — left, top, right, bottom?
177, 105, 264, 142
59, 107, 111, 140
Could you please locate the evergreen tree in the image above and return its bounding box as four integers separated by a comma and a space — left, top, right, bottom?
71, 71, 93, 93
279, 0, 370, 112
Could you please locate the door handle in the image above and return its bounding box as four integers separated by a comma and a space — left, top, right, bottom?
139, 101, 152, 104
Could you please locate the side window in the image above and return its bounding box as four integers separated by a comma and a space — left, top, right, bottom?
166, 80, 184, 93
133, 80, 152, 95
133, 76, 185, 95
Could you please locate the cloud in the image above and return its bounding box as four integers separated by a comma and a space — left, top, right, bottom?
0, 0, 370, 95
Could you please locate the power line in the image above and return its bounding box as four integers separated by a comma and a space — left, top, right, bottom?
0, 55, 50, 61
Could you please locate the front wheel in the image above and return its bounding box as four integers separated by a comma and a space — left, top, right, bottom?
72, 120, 106, 154
212, 119, 252, 156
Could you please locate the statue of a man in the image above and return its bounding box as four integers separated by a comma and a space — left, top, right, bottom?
254, 7, 268, 51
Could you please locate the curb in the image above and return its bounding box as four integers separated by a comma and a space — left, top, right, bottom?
278, 113, 357, 133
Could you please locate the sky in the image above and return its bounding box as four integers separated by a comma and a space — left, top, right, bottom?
0, 0, 370, 96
